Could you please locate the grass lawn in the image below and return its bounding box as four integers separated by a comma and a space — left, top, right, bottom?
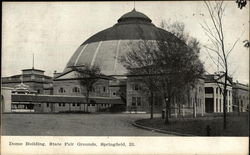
135, 112, 249, 136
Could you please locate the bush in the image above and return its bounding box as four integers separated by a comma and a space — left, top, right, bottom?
109, 105, 126, 113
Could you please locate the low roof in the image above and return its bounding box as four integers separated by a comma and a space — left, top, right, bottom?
12, 94, 124, 104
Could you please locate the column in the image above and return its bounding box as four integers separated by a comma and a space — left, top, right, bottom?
202, 100, 205, 116
227, 90, 230, 112
174, 103, 177, 118
182, 104, 185, 116
221, 90, 223, 112
217, 98, 220, 113
213, 87, 216, 112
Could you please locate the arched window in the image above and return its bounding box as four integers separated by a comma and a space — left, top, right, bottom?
72, 87, 80, 93
58, 88, 66, 93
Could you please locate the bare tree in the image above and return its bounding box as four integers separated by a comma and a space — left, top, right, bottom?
70, 65, 101, 112
201, 1, 241, 129
121, 24, 204, 123
160, 20, 203, 119
156, 39, 204, 124
120, 40, 160, 119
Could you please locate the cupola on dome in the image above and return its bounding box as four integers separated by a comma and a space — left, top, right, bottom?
117, 9, 152, 23
64, 9, 181, 76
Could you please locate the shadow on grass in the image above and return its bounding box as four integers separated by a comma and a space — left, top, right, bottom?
135, 112, 249, 136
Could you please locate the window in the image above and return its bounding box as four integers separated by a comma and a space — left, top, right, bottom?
47, 103, 49, 107
132, 84, 141, 91
88, 104, 90, 106
132, 97, 136, 106
205, 87, 213, 94
137, 97, 141, 106
73, 103, 75, 106
63, 103, 65, 107
92, 104, 95, 106
132, 97, 141, 106
72, 87, 80, 93
58, 88, 65, 93
77, 103, 80, 106
113, 92, 116, 96
103, 86, 106, 92
216, 88, 218, 94
134, 84, 139, 90
59, 103, 61, 107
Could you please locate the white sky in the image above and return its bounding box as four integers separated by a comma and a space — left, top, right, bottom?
2, 1, 249, 84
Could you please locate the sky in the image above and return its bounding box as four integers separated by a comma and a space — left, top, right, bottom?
2, 1, 249, 84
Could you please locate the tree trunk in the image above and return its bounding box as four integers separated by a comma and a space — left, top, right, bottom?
201, 101, 204, 117
193, 89, 197, 118
86, 91, 89, 112
165, 98, 170, 124
193, 101, 196, 118
223, 73, 227, 129
178, 103, 181, 117
238, 97, 240, 116
150, 92, 154, 119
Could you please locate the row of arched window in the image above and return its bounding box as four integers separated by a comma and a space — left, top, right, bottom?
58, 86, 107, 94
58, 87, 80, 93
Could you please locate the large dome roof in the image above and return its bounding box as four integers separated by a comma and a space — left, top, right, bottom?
64, 9, 181, 76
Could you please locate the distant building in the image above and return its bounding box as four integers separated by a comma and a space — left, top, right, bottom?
204, 72, 233, 113
2, 68, 53, 95
232, 82, 249, 112
52, 69, 121, 112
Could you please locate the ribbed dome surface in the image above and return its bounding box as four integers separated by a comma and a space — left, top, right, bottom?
64, 9, 181, 76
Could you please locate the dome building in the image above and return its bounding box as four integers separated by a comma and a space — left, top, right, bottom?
53, 9, 205, 114
63, 9, 180, 76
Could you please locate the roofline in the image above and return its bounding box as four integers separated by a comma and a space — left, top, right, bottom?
2, 81, 52, 84
233, 87, 249, 91
2, 74, 52, 79
22, 68, 45, 72
53, 70, 73, 79
205, 81, 232, 86
53, 76, 115, 81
